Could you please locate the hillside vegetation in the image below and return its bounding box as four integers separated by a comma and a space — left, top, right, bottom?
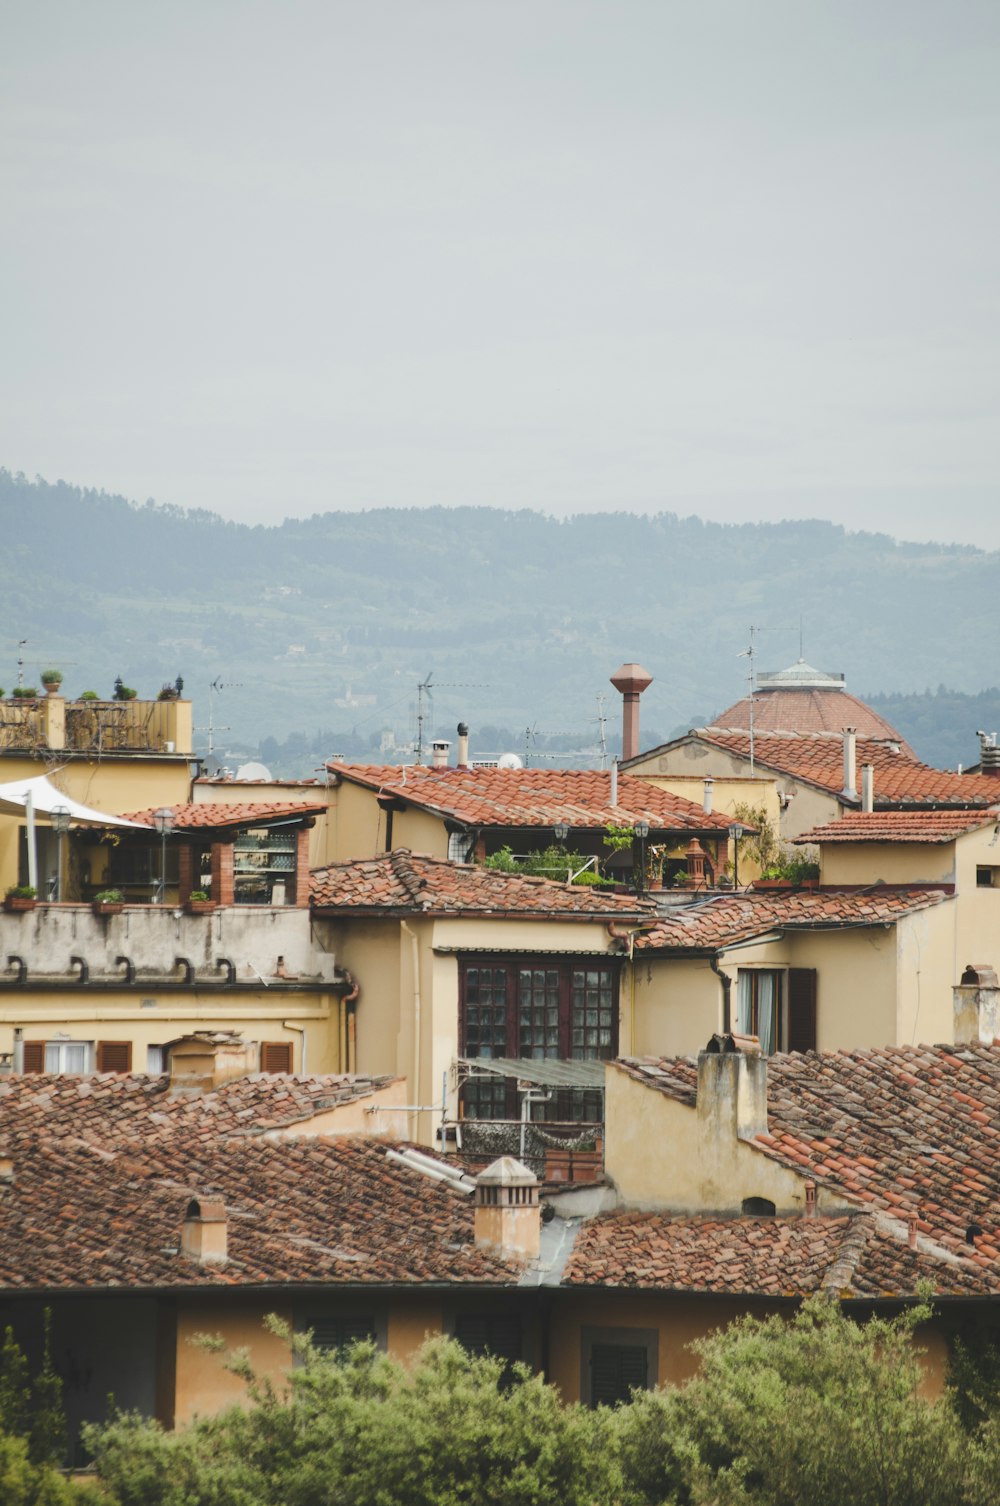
6, 468, 998, 769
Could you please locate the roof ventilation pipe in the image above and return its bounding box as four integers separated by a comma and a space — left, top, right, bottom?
703, 778, 714, 815
456, 724, 470, 768
861, 764, 874, 813
431, 740, 450, 770
610, 663, 653, 763
841, 727, 858, 802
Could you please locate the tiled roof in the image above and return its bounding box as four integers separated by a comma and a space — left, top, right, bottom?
564, 1211, 989, 1297
795, 811, 999, 844
642, 730, 1000, 809
328, 764, 734, 832
712, 686, 911, 746
310, 850, 656, 919
121, 801, 327, 830
0, 1071, 400, 1146
634, 886, 951, 952
616, 1043, 1000, 1275
0, 1134, 519, 1291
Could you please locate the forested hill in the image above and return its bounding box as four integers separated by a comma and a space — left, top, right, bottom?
5, 468, 998, 768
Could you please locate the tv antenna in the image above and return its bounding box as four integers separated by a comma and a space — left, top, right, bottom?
412, 671, 489, 763
737, 626, 759, 775
16, 640, 27, 689
594, 693, 609, 770
195, 677, 243, 760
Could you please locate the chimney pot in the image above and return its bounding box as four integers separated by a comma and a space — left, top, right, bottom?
610, 662, 653, 763
456, 724, 470, 768
474, 1156, 541, 1262
697, 1033, 768, 1146
805, 1180, 817, 1217
181, 1195, 228, 1264
953, 965, 1000, 1044
431, 740, 450, 770
841, 727, 858, 802
861, 763, 874, 813
702, 778, 714, 815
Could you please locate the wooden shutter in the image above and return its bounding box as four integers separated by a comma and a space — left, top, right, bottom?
787, 969, 818, 1053
307, 1314, 376, 1353
454, 1313, 523, 1364
260, 1041, 293, 1074
22, 1041, 45, 1074
590, 1343, 648, 1407
96, 1041, 133, 1074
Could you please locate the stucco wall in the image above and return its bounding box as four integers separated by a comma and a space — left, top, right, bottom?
820, 843, 956, 886
630, 742, 841, 841
327, 779, 450, 862
632, 955, 724, 1058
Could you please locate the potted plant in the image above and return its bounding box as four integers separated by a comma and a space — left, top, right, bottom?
40, 668, 64, 696
4, 885, 37, 913
185, 889, 215, 915
79, 690, 99, 701
112, 677, 137, 701
92, 888, 125, 916
11, 686, 37, 700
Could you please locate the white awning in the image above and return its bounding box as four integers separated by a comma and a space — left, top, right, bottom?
0, 774, 146, 828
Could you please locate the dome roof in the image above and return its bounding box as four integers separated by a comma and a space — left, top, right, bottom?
713, 660, 912, 750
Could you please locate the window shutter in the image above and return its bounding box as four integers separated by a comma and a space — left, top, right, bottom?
454, 1313, 523, 1364
22, 1041, 45, 1074
590, 1343, 648, 1407
787, 969, 818, 1053
96, 1041, 133, 1074
308, 1315, 376, 1353
260, 1041, 293, 1074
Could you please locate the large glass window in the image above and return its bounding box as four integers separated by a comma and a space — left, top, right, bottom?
460, 957, 619, 1119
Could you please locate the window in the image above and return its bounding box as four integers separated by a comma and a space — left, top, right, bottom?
742, 1196, 776, 1217
44, 1040, 93, 1074
95, 1041, 132, 1074
737, 970, 782, 1054
581, 1326, 658, 1408
147, 1045, 165, 1074
453, 1312, 523, 1366
296, 1309, 386, 1357
736, 969, 816, 1055
977, 866, 1000, 888
460, 958, 619, 1118
260, 1041, 293, 1074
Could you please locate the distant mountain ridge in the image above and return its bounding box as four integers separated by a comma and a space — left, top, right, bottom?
6, 467, 998, 769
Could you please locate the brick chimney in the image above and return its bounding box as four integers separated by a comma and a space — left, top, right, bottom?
474, 1157, 541, 1262
953, 964, 1000, 1044
697, 1032, 768, 1145
610, 663, 653, 762
180, 1196, 228, 1264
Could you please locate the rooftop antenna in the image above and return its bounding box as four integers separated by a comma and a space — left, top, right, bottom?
595, 693, 609, 771
413, 672, 489, 764
16, 640, 27, 689
799, 612, 804, 662
523, 723, 538, 768
737, 626, 759, 776
196, 676, 242, 760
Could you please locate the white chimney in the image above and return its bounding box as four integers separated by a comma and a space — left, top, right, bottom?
697, 1033, 768, 1145
841, 728, 858, 802
431, 740, 451, 769
474, 1157, 541, 1262
703, 778, 714, 815
456, 723, 470, 768
861, 763, 874, 813
180, 1196, 228, 1264
954, 964, 1000, 1045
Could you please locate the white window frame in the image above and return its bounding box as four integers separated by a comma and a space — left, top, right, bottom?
44, 1040, 94, 1074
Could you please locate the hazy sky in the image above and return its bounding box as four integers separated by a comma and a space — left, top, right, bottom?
4, 1, 999, 547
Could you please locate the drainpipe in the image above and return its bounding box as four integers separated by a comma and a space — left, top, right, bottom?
341, 969, 360, 1074
282, 1021, 307, 1075
400, 921, 422, 1140
709, 954, 733, 1034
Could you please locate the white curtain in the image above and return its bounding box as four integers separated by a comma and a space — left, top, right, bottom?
736, 971, 753, 1036
757, 972, 776, 1055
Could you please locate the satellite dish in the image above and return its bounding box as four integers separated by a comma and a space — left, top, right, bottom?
235, 761, 273, 782
497, 752, 523, 770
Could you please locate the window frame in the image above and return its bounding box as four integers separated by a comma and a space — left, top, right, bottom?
459, 955, 620, 1118
580, 1325, 658, 1408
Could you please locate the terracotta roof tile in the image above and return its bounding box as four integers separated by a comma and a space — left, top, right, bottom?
328, 764, 734, 832
635, 885, 951, 951
617, 1043, 1000, 1278
667, 730, 1000, 808
310, 850, 655, 919
795, 811, 999, 844
121, 802, 327, 830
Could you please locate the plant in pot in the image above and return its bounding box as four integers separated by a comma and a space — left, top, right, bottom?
4, 884, 37, 912
185, 888, 215, 914
79, 690, 99, 701
40, 668, 63, 695
11, 686, 37, 700
112, 677, 137, 701
92, 888, 125, 915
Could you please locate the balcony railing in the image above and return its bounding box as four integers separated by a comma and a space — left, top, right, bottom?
0, 697, 191, 756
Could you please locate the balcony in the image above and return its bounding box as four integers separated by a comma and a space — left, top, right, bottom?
0, 696, 192, 757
